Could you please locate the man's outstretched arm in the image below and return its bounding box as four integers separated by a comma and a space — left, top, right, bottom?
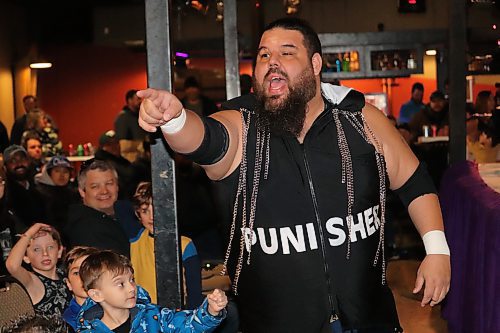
137, 88, 242, 180
362, 103, 451, 308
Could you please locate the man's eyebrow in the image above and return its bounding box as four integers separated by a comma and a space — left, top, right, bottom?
281, 44, 298, 49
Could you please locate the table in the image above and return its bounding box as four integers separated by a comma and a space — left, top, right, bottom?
44, 155, 94, 162
439, 161, 499, 333
417, 136, 449, 144
67, 155, 94, 162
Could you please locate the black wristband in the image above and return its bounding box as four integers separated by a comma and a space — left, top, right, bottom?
182, 117, 229, 165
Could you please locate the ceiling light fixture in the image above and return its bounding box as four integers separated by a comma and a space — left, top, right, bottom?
29, 61, 52, 69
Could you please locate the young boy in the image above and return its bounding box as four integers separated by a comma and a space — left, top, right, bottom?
77, 250, 227, 333
62, 246, 100, 330
130, 182, 203, 308
5, 223, 71, 319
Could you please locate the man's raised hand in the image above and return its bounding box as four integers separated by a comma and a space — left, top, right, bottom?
137, 88, 184, 132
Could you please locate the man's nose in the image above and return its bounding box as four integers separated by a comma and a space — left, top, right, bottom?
268, 54, 280, 68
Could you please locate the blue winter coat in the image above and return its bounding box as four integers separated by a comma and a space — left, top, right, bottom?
76, 285, 225, 332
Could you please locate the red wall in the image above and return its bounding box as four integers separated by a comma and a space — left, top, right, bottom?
37, 44, 494, 150
37, 45, 147, 148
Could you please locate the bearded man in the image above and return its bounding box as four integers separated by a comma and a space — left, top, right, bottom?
137, 18, 450, 333
1, 145, 46, 233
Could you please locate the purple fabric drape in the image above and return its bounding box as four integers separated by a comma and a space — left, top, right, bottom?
440, 161, 500, 333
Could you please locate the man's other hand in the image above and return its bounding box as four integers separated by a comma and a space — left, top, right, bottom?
413, 254, 451, 307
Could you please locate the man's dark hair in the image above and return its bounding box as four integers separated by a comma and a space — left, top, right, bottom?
477, 90, 492, 99
412, 82, 424, 92
125, 89, 138, 102
20, 131, 41, 150
79, 250, 133, 291
132, 182, 152, 211
22, 95, 36, 103
263, 18, 322, 58
184, 76, 200, 89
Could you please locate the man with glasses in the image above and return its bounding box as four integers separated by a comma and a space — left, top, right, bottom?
65, 159, 136, 257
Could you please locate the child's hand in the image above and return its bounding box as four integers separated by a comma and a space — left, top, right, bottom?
24, 223, 53, 240
207, 289, 228, 316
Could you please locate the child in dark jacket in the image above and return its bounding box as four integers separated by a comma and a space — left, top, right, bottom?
62, 246, 100, 331
77, 250, 227, 333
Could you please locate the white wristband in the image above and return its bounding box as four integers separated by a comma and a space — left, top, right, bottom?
160, 108, 187, 134
422, 230, 450, 255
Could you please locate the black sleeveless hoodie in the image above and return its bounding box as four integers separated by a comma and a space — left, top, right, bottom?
215, 91, 401, 333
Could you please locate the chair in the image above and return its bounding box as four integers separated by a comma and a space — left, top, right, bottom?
0, 275, 35, 330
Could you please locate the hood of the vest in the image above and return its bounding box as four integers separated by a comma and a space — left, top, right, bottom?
321, 82, 365, 112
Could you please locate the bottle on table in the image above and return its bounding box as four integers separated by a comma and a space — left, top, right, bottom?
76, 144, 84, 157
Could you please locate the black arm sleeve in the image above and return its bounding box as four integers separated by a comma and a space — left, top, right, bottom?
393, 161, 437, 208
181, 117, 229, 166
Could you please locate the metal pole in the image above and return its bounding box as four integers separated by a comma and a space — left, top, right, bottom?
448, 0, 467, 164
224, 0, 240, 100
436, 48, 448, 94
144, 0, 182, 308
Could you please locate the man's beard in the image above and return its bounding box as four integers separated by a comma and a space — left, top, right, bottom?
7, 166, 30, 182
253, 66, 317, 136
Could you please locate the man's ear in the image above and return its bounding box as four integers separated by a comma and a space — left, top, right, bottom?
87, 288, 104, 302
312, 53, 322, 76
78, 187, 85, 199
23, 256, 31, 265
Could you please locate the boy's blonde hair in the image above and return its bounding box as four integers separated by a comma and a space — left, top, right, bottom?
28, 226, 63, 249
63, 246, 99, 275
79, 250, 134, 291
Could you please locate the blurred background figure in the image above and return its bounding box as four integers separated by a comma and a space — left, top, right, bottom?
22, 109, 63, 157
398, 82, 425, 125
0, 120, 8, 153
181, 76, 219, 117
495, 83, 500, 109
475, 90, 495, 115
409, 90, 449, 142
10, 95, 38, 145
114, 89, 146, 162
35, 155, 80, 244
94, 130, 134, 199
239, 74, 253, 95
1, 145, 46, 234
21, 131, 44, 175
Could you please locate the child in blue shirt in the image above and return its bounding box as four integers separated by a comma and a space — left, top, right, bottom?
77, 250, 227, 333
62, 246, 100, 330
